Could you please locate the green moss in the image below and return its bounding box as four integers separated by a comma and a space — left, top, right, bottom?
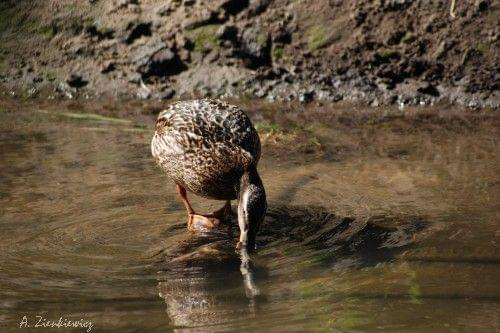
476, 42, 488, 55
187, 25, 220, 53
0, 53, 6, 72
308, 136, 321, 147
330, 312, 371, 331
256, 32, 269, 47
254, 121, 299, 143
254, 121, 281, 134
376, 47, 399, 59
0, 5, 53, 38
0, 9, 11, 32
38, 24, 57, 40
59, 112, 131, 124
45, 72, 57, 82
401, 32, 416, 44
271, 44, 284, 62
307, 25, 331, 51
408, 270, 422, 305
0, 10, 33, 34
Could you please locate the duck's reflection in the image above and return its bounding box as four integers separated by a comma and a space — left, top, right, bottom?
156, 226, 265, 329
239, 247, 260, 299
156, 206, 428, 330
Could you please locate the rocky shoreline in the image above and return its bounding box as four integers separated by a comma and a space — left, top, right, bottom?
0, 0, 498, 108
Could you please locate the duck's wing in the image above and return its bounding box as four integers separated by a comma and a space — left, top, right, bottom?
152, 99, 260, 173
155, 100, 259, 160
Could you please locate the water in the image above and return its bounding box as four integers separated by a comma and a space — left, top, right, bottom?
0, 101, 498, 332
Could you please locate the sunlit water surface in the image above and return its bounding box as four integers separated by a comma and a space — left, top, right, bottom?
0, 103, 498, 332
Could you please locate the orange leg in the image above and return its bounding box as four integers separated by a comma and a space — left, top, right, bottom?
176, 184, 195, 215
175, 184, 233, 230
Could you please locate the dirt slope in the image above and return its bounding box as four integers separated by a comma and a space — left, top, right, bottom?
0, 0, 498, 107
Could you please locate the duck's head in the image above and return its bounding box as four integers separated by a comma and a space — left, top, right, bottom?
236, 165, 267, 251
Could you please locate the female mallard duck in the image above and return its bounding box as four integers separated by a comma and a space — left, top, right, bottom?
151, 99, 266, 250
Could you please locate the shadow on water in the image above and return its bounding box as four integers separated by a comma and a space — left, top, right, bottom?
155, 205, 428, 330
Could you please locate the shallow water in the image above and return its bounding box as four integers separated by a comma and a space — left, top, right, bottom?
0, 102, 499, 332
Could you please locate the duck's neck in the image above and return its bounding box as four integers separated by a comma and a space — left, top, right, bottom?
237, 166, 267, 250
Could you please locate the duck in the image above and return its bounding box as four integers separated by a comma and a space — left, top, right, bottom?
151, 99, 267, 250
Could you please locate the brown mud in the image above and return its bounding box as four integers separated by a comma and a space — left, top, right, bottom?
0, 0, 498, 108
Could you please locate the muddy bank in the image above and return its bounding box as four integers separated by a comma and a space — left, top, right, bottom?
0, 0, 498, 108
1, 96, 498, 164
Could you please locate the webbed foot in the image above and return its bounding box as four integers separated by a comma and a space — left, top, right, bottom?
188, 214, 220, 231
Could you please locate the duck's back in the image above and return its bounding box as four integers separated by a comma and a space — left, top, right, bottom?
151, 99, 260, 200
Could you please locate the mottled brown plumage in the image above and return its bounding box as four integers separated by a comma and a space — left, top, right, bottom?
151, 99, 261, 200
151, 99, 266, 249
